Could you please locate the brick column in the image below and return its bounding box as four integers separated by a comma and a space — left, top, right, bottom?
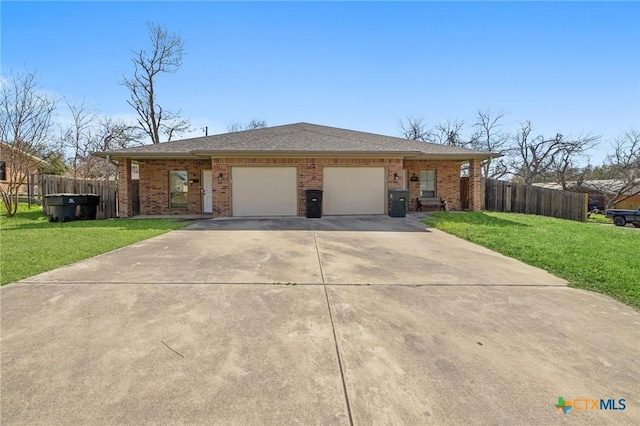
468, 159, 482, 212
387, 161, 404, 191
299, 161, 322, 216
117, 158, 133, 217
212, 160, 230, 217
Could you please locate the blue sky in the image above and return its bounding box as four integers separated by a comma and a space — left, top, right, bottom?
2, 1, 639, 164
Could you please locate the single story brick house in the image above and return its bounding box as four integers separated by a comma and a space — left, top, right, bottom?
95, 123, 494, 218
0, 142, 45, 196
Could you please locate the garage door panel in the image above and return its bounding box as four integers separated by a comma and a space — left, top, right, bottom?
323, 167, 385, 215
232, 167, 297, 216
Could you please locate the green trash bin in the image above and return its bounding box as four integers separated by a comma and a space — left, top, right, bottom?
77, 194, 100, 220
45, 193, 79, 222
389, 190, 410, 217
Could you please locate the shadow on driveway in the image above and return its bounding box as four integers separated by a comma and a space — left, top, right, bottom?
186, 214, 432, 232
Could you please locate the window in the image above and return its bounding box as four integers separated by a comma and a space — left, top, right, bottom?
169, 170, 188, 209
131, 163, 140, 180
0, 161, 5, 181
419, 170, 436, 198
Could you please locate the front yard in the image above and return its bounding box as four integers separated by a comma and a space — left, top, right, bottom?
1, 205, 191, 285
424, 212, 640, 310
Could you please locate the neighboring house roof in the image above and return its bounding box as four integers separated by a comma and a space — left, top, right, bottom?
580, 179, 640, 196
0, 142, 47, 164
531, 182, 564, 191
94, 122, 496, 160
533, 179, 640, 196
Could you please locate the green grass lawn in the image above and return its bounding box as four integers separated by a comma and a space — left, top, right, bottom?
424, 212, 640, 310
1, 204, 191, 285
587, 212, 612, 224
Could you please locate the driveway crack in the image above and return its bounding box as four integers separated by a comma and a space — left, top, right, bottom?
310, 220, 326, 285
311, 220, 353, 426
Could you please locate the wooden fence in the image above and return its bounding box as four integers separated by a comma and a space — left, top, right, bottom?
38, 175, 117, 219
483, 178, 588, 222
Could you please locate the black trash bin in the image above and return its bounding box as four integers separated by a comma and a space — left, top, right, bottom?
305, 189, 323, 218
45, 193, 79, 222
389, 190, 410, 217
77, 194, 100, 220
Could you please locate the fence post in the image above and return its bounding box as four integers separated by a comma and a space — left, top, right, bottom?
27, 174, 31, 209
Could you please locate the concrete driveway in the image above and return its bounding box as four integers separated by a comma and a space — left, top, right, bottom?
2, 215, 638, 425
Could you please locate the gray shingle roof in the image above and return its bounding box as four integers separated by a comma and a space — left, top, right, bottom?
534, 179, 640, 196
95, 122, 495, 159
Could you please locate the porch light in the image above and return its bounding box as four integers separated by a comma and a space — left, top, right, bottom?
218, 173, 224, 182
393, 172, 399, 182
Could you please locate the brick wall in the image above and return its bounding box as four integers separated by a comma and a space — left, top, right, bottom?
212, 157, 404, 217
211, 162, 230, 217
468, 159, 482, 211
117, 158, 132, 217
136, 159, 210, 215
404, 160, 462, 211
124, 156, 463, 217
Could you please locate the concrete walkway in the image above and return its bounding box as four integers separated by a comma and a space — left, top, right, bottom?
1, 215, 638, 425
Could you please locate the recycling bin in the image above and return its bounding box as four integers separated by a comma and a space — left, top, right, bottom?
305, 189, 323, 218
45, 194, 79, 222
389, 190, 410, 217
77, 194, 100, 220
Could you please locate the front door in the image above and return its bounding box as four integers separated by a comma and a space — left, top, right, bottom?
202, 170, 213, 213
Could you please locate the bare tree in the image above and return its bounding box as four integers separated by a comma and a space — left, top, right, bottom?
59, 101, 97, 185
512, 121, 567, 184
552, 164, 593, 192
512, 121, 599, 186
0, 70, 57, 217
58, 102, 143, 181
592, 130, 640, 209
122, 22, 191, 144
97, 117, 143, 151
83, 117, 143, 179
399, 116, 432, 141
469, 110, 513, 179
552, 133, 600, 190
227, 119, 267, 133
432, 119, 467, 147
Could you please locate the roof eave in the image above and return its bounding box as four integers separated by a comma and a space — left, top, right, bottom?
92, 151, 209, 160
406, 152, 499, 161
94, 150, 499, 160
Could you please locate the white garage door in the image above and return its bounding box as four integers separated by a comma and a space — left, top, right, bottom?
232, 167, 297, 216
323, 167, 386, 215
